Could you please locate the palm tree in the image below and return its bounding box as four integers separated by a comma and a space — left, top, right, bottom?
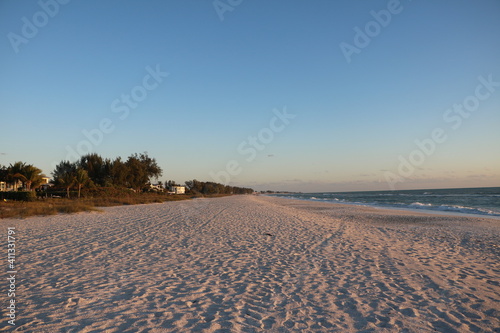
8, 162, 27, 191
23, 165, 44, 191
74, 168, 89, 199
60, 171, 75, 198
52, 161, 77, 198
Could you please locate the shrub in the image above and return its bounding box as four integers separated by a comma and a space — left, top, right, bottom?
0, 191, 37, 201
81, 187, 135, 198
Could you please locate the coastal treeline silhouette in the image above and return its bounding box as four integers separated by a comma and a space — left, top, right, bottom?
0, 152, 253, 200
185, 179, 253, 195
52, 152, 163, 197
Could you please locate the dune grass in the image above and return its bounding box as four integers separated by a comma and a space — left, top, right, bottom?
0, 194, 209, 219
0, 199, 97, 219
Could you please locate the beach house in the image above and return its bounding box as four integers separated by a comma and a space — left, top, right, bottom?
169, 185, 185, 195
0, 175, 51, 192
148, 183, 164, 192
0, 180, 23, 191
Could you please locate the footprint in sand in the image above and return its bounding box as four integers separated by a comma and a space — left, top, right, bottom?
66, 297, 80, 308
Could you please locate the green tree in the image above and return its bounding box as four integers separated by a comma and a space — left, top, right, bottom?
167, 180, 181, 188
125, 156, 146, 191
125, 152, 162, 192
52, 161, 77, 198
22, 165, 44, 191
78, 153, 106, 186
74, 168, 90, 199
184, 179, 253, 195
185, 179, 202, 194
8, 161, 27, 190
0, 165, 7, 182
109, 157, 128, 187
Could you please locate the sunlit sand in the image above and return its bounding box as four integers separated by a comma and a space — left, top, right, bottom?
2, 195, 499, 332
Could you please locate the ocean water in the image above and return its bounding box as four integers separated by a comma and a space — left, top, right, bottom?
270, 187, 500, 217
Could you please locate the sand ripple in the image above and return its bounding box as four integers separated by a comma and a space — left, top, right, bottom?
1, 196, 499, 332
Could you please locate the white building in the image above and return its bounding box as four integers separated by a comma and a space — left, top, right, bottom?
169, 185, 185, 195
149, 184, 164, 192
40, 176, 53, 191
0, 176, 50, 192
41, 176, 50, 184
0, 180, 23, 192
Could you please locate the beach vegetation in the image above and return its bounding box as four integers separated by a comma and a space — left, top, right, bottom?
1, 152, 254, 218
185, 179, 253, 195
0, 162, 45, 192
0, 191, 37, 202
52, 161, 77, 198
74, 168, 90, 199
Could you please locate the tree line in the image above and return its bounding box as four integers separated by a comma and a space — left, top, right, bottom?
0, 152, 253, 198
51, 152, 162, 197
185, 179, 253, 195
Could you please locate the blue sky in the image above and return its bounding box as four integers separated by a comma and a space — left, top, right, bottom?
1, 0, 499, 192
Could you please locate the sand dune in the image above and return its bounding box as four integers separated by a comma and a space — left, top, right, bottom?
1, 195, 499, 332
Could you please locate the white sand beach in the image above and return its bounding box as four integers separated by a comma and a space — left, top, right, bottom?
1, 195, 499, 332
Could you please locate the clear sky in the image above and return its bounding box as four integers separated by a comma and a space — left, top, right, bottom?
1, 0, 499, 192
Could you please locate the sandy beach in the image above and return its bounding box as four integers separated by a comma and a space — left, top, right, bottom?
1, 195, 499, 332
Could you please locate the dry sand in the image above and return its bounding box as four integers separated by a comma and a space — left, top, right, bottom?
1, 195, 499, 332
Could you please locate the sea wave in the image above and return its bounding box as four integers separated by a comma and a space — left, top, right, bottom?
409, 202, 433, 207
269, 194, 500, 217
310, 196, 345, 202
404, 202, 499, 216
